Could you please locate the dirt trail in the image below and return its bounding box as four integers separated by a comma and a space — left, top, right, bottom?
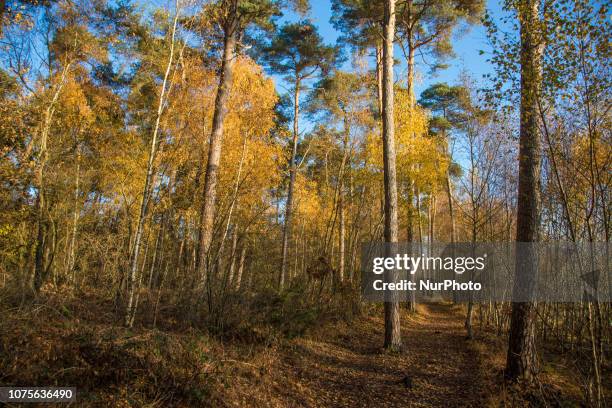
272, 304, 499, 407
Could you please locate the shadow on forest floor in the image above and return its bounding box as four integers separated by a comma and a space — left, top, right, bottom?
266, 303, 496, 407
0, 288, 605, 407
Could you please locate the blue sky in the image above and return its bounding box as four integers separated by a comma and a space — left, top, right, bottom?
275, 0, 506, 109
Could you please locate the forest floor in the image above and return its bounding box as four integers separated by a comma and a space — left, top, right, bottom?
260, 303, 501, 407
0, 289, 603, 407
217, 303, 587, 407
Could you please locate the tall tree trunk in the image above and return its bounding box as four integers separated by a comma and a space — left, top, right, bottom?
125, 2, 180, 326
280, 78, 300, 290
235, 243, 247, 290
66, 142, 81, 284
382, 0, 402, 351
465, 207, 477, 339
227, 226, 239, 284
416, 186, 423, 243
429, 194, 436, 243
338, 121, 350, 284
197, 13, 237, 287
147, 223, 163, 289
177, 226, 186, 284
445, 171, 457, 304
505, 0, 543, 383
406, 44, 415, 106
445, 173, 456, 244
406, 184, 414, 241
338, 189, 345, 284
293, 220, 304, 280
404, 34, 416, 311
405, 182, 416, 312
375, 41, 384, 118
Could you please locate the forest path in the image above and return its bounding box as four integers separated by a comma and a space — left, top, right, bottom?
273, 303, 499, 407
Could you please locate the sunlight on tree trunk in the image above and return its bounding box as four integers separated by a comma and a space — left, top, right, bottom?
280, 81, 300, 290
382, 0, 402, 352
125, 0, 181, 327
197, 12, 238, 290
505, 0, 543, 383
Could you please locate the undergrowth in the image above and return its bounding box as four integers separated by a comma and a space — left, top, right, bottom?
0, 283, 363, 407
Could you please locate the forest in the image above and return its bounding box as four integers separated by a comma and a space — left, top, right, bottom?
0, 0, 610, 406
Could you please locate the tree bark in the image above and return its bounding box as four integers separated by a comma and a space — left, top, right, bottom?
338, 187, 345, 284
429, 194, 436, 243
197, 15, 237, 287
406, 45, 415, 106
338, 120, 350, 284
445, 173, 456, 244
375, 41, 384, 118
405, 182, 416, 311
235, 243, 247, 290
416, 186, 423, 243
445, 170, 457, 304
382, 0, 402, 351
505, 0, 543, 383
227, 226, 239, 284
147, 223, 163, 289
66, 142, 81, 284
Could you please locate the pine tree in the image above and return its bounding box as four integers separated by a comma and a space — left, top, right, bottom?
505, 0, 544, 383
260, 20, 338, 290
382, 0, 401, 351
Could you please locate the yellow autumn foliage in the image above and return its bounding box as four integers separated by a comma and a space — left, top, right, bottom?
366, 89, 448, 193
159, 56, 281, 222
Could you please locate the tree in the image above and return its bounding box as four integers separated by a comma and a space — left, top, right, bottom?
333, 0, 485, 103
505, 0, 544, 383
309, 70, 372, 283
381, 0, 401, 351
396, 0, 484, 103
438, 81, 498, 338
23, 1, 108, 292
419, 83, 467, 248
333, 2, 484, 286
261, 20, 338, 290
396, 0, 483, 291
124, 0, 183, 327
196, 0, 285, 291
330, 0, 385, 114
